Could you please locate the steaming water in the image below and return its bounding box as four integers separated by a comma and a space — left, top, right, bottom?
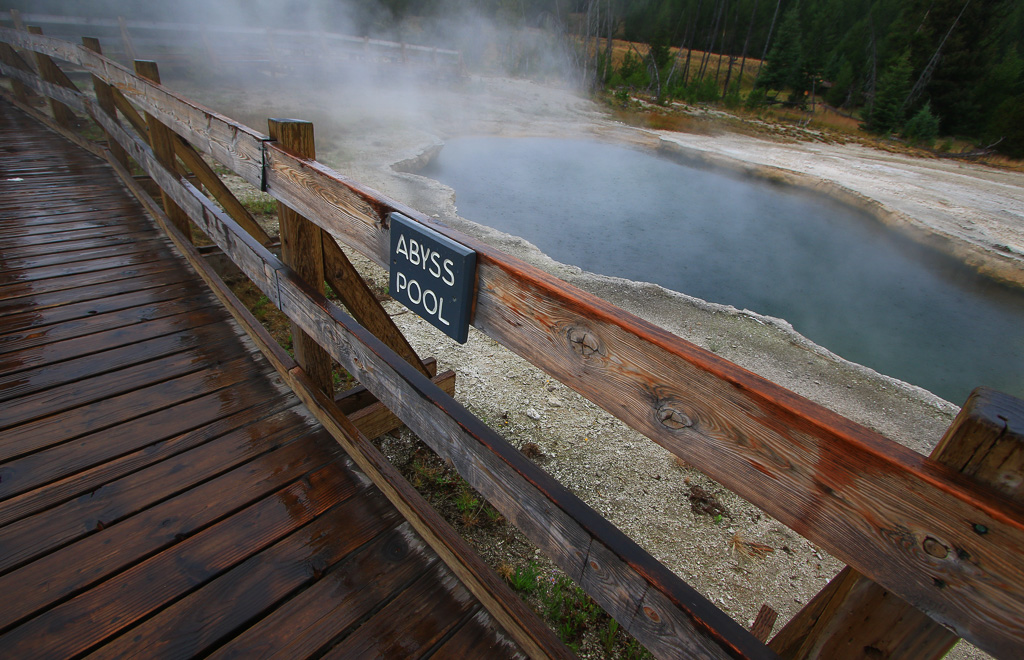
424, 137, 1024, 404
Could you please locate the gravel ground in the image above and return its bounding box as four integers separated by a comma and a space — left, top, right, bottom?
177, 70, 1024, 657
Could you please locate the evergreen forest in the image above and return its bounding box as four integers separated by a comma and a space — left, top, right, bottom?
371, 0, 1024, 158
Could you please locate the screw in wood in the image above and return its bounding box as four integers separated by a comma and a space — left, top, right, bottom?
658, 406, 693, 430
922, 537, 949, 559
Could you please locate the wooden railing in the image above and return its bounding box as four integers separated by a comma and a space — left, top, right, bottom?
2, 25, 1023, 660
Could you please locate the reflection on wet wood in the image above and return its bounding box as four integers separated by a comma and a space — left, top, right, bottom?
0, 100, 534, 658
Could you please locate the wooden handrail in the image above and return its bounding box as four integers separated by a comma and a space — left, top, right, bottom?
3, 28, 1023, 658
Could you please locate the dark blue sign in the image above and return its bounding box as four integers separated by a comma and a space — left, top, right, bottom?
389, 212, 476, 343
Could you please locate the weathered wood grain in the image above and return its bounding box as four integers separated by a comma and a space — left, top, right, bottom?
270, 270, 766, 659
0, 434, 345, 634
0, 459, 354, 656
134, 60, 191, 241
206, 523, 438, 660
320, 568, 477, 659
81, 37, 129, 168
86, 493, 400, 659
433, 609, 529, 659
0, 390, 298, 529
263, 142, 389, 260
0, 407, 313, 573
322, 234, 430, 377
172, 132, 273, 245
268, 118, 333, 395
0, 41, 31, 102
24, 26, 75, 127
347, 369, 456, 440
771, 387, 1024, 659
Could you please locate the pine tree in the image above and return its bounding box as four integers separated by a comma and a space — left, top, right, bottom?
902, 101, 941, 145
863, 48, 913, 134
756, 6, 804, 95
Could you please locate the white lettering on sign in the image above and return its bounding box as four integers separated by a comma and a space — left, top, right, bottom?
389, 212, 475, 343
396, 234, 456, 286
395, 272, 451, 326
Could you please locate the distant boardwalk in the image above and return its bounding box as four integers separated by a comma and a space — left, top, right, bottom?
0, 100, 524, 658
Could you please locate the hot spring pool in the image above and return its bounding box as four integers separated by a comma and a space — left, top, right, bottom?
423, 137, 1024, 404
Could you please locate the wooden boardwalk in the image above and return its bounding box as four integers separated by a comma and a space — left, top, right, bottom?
0, 101, 527, 658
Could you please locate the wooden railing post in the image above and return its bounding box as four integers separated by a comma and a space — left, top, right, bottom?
267, 118, 334, 395
770, 386, 1024, 659
25, 26, 76, 128
133, 60, 192, 243
0, 40, 32, 104
81, 37, 129, 169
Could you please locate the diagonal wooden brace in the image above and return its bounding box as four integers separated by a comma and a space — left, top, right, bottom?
771, 387, 1024, 659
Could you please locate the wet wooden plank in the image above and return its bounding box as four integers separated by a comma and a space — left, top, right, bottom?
86, 492, 401, 659
206, 523, 439, 660
0, 406, 316, 573
320, 568, 478, 658
432, 610, 528, 659
0, 231, 151, 260
0, 260, 184, 303
0, 431, 345, 633
0, 250, 166, 287
0, 217, 147, 240
0, 305, 226, 388
0, 286, 210, 353
0, 200, 141, 223
0, 395, 300, 528
0, 238, 168, 272
0, 352, 266, 492
0, 223, 147, 253
0, 460, 357, 657
0, 328, 250, 432
0, 265, 193, 315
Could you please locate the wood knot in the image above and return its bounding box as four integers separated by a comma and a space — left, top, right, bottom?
566, 327, 601, 357
658, 406, 693, 430
922, 537, 949, 559
642, 605, 661, 623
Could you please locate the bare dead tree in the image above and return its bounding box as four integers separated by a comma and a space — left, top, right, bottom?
903, 0, 972, 111
756, 0, 782, 79
682, 0, 704, 84
736, 0, 760, 89
698, 0, 726, 81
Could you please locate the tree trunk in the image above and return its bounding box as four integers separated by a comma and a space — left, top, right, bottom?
682, 0, 703, 84
737, 0, 760, 87
756, 0, 783, 79
699, 0, 726, 81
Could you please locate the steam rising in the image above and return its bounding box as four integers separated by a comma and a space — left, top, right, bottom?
7, 1, 590, 160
